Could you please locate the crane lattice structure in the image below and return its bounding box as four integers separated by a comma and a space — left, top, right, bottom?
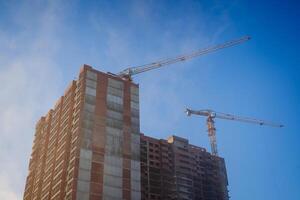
186, 108, 283, 156
116, 36, 250, 80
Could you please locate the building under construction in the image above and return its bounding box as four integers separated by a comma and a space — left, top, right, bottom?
24, 65, 229, 200
140, 134, 228, 200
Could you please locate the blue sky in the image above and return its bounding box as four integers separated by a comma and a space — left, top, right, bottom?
0, 0, 299, 199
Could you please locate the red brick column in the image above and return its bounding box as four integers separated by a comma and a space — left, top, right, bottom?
90, 72, 108, 200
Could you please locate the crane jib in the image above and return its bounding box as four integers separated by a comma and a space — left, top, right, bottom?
186, 108, 283, 156
117, 35, 251, 78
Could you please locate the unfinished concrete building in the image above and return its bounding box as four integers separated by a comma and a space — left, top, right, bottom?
24, 65, 229, 200
140, 134, 229, 200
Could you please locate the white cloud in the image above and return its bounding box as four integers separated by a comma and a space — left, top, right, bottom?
0, 175, 19, 200
0, 1, 65, 199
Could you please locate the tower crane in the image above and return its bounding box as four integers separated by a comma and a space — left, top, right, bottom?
117, 36, 250, 80
185, 108, 283, 156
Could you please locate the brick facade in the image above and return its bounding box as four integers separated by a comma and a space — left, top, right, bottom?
24, 65, 140, 200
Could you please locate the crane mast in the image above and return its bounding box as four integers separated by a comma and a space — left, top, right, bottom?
186, 108, 283, 156
207, 116, 218, 156
117, 36, 250, 80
